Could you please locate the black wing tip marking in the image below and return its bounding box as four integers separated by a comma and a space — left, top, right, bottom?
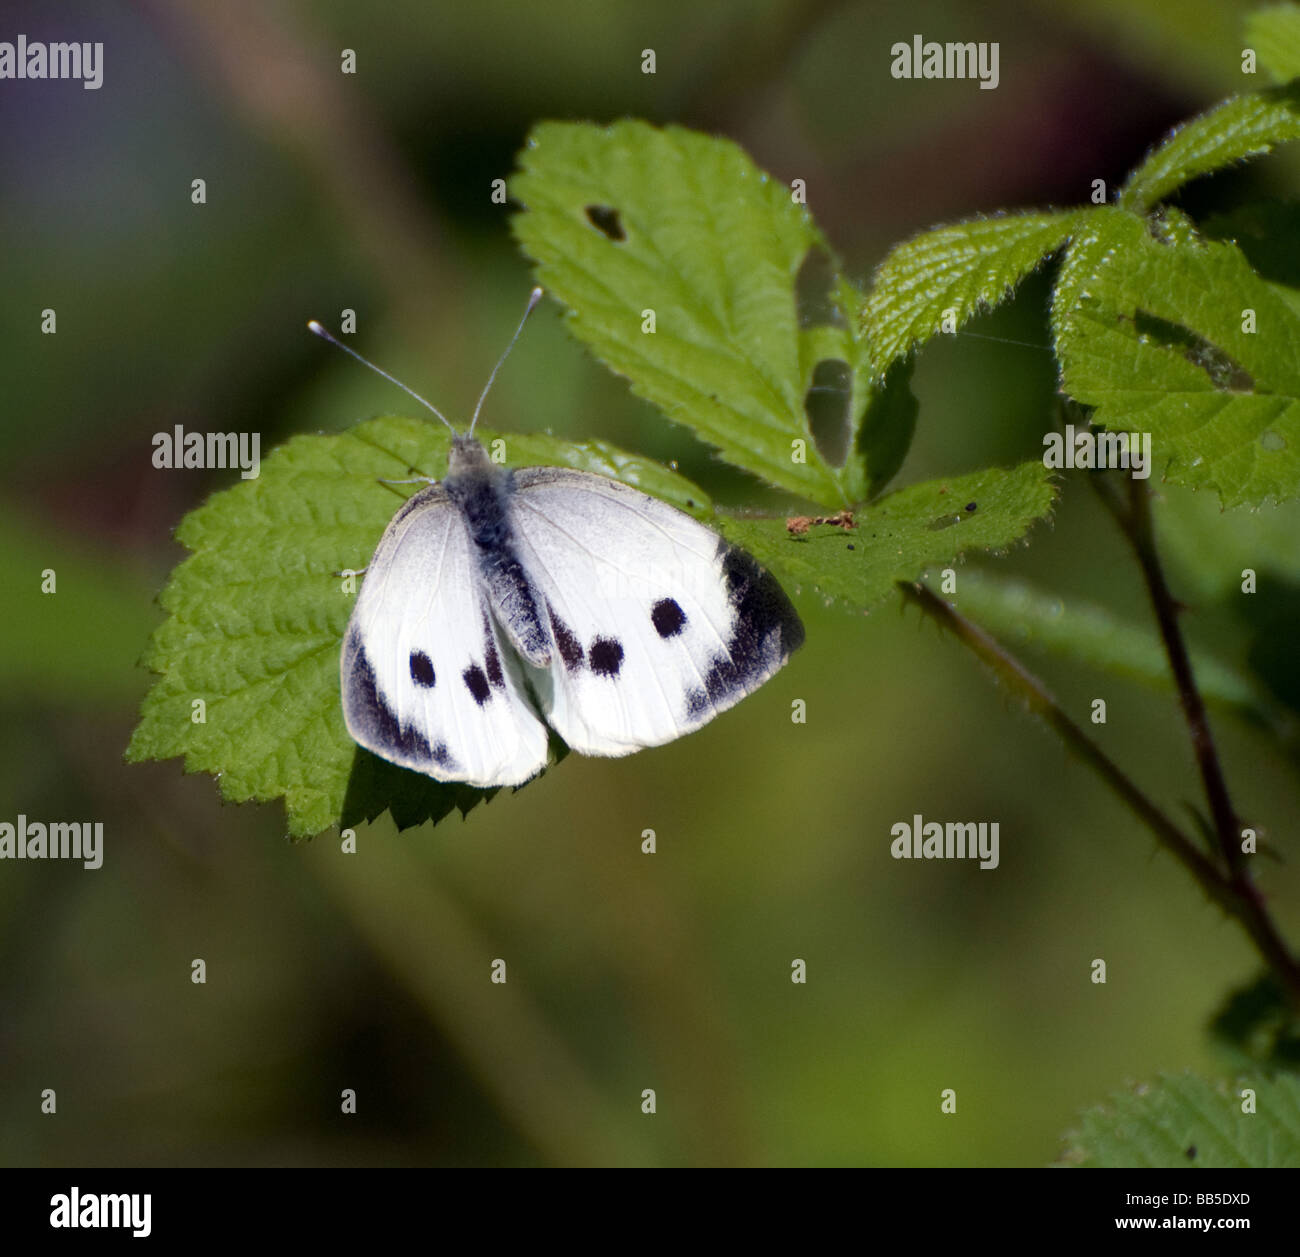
343, 627, 459, 773
684, 544, 804, 719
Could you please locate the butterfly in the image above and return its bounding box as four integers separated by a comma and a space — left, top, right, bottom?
311, 289, 803, 789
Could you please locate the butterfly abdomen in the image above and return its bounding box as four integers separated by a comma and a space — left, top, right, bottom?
444, 455, 552, 667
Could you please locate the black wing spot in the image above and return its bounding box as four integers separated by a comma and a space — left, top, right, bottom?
409, 650, 436, 688
548, 603, 584, 671
463, 664, 492, 706
589, 636, 624, 677
651, 597, 687, 638
585, 204, 625, 241
432, 741, 455, 768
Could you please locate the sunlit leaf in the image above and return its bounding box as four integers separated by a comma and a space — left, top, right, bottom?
1121, 84, 1300, 214
864, 210, 1087, 374
511, 120, 873, 505
1055, 208, 1300, 507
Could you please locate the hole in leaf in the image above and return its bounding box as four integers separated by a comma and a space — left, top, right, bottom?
804, 358, 852, 467
1131, 310, 1255, 391
585, 205, 625, 241
857, 359, 918, 501
795, 247, 843, 329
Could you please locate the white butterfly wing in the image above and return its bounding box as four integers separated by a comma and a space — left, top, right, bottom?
340, 484, 550, 787
507, 468, 803, 757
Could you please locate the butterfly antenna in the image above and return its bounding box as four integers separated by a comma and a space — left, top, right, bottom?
468, 286, 544, 437
307, 320, 455, 434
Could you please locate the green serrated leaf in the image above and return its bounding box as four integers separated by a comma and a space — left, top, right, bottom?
509, 120, 851, 507
126, 415, 715, 837
1055, 208, 1300, 507
1061, 1072, 1300, 1167
863, 210, 1088, 374
1246, 3, 1300, 84
1120, 83, 1300, 215
717, 461, 1056, 611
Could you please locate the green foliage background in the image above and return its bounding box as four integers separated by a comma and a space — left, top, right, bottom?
3, 0, 1299, 1166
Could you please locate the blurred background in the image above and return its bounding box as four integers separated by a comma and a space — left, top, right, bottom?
2, 0, 1298, 1166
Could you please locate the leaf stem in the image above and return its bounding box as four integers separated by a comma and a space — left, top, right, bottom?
1091, 471, 1300, 1007
898, 577, 1300, 1009
898, 580, 1224, 891
1116, 478, 1242, 866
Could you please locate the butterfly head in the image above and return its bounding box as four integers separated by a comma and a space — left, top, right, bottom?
447, 433, 493, 478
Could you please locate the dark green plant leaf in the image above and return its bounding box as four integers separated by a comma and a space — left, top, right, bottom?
1209, 972, 1300, 1072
